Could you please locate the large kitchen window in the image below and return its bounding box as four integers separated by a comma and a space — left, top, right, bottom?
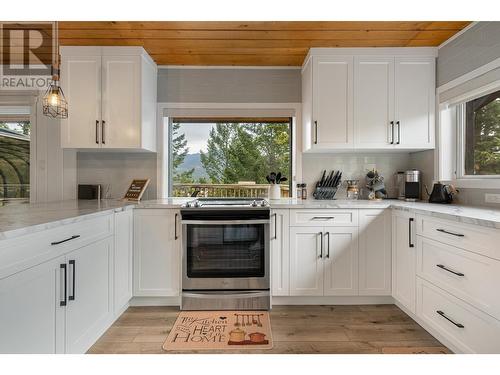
168, 118, 292, 198
458, 89, 500, 178
0, 106, 31, 202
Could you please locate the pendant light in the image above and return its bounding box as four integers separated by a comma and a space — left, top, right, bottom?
42, 21, 68, 119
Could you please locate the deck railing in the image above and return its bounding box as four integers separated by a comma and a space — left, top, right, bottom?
172, 183, 289, 198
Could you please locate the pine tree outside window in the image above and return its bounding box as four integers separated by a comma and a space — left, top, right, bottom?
168, 118, 292, 198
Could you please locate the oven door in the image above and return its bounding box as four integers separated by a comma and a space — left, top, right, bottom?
182, 218, 270, 291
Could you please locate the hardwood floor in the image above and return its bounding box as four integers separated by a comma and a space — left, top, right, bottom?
87, 305, 450, 354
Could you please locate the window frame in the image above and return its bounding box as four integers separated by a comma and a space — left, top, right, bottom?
454, 87, 500, 188
167, 117, 294, 198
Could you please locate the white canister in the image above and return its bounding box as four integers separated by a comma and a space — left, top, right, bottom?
269, 184, 281, 199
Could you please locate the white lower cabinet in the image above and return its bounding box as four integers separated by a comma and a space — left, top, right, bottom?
271, 209, 290, 296
358, 209, 391, 296
289, 226, 358, 296
392, 209, 416, 313
65, 237, 114, 354
114, 209, 133, 314
0, 256, 65, 354
133, 209, 181, 296
417, 278, 500, 353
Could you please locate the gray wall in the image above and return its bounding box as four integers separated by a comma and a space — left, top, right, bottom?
437, 22, 500, 86
157, 68, 301, 103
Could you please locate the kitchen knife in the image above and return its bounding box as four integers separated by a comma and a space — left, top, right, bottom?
319, 170, 326, 187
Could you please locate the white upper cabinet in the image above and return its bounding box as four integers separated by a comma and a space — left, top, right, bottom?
302, 56, 353, 150
354, 57, 395, 148
394, 57, 435, 148
302, 48, 436, 152
60, 47, 157, 151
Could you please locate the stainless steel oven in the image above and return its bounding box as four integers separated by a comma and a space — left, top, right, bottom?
180, 198, 270, 310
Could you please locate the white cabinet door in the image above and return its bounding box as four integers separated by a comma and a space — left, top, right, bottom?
101, 55, 141, 149
0, 256, 65, 353
312, 56, 353, 148
65, 237, 113, 354
114, 209, 133, 314
323, 227, 359, 296
353, 57, 395, 148
359, 209, 392, 296
60, 54, 102, 148
392, 210, 416, 313
301, 57, 314, 151
394, 57, 435, 148
289, 227, 323, 296
133, 209, 181, 296
271, 209, 290, 296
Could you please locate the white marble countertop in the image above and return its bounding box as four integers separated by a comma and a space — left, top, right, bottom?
0, 199, 136, 239
2, 197, 500, 240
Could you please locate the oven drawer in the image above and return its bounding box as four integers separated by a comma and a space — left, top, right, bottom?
416, 214, 500, 260
416, 278, 500, 353
416, 236, 500, 320
290, 209, 358, 227
181, 291, 270, 311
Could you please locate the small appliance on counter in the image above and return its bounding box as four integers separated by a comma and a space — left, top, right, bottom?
345, 180, 360, 200
78, 184, 102, 200
425, 182, 459, 204
395, 171, 406, 200
403, 169, 421, 201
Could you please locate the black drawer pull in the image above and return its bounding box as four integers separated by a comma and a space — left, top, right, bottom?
319, 232, 323, 259
69, 260, 76, 301
60, 264, 67, 307
408, 217, 414, 248
436, 264, 465, 277
51, 235, 80, 245
436, 310, 464, 328
436, 228, 464, 237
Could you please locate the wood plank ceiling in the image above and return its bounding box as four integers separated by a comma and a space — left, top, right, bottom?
58, 21, 471, 66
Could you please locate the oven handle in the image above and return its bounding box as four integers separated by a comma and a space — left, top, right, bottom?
182, 291, 269, 299
181, 220, 270, 225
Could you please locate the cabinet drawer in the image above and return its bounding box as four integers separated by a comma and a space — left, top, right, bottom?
290, 209, 358, 227
416, 278, 500, 353
0, 213, 114, 280
416, 214, 500, 260
417, 236, 500, 320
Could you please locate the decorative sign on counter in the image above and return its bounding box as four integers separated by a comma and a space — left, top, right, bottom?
123, 179, 150, 201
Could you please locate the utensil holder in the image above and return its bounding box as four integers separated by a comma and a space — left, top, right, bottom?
269, 184, 281, 199
313, 186, 338, 200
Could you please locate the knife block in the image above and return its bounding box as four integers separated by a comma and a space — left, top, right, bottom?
313, 186, 338, 200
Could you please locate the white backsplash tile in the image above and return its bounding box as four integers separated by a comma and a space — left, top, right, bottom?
301, 153, 412, 199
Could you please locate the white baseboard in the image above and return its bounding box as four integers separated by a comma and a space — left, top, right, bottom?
271, 295, 394, 306
130, 296, 181, 306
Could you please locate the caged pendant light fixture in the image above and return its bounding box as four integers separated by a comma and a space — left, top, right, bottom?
42, 21, 68, 119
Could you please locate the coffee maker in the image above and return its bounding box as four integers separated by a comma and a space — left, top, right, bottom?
395, 170, 421, 201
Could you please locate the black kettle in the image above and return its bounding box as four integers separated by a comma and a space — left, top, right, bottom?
425, 182, 455, 204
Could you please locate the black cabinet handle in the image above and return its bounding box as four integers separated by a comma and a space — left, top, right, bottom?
408, 218, 414, 248
326, 231, 330, 258
436, 228, 464, 237
95, 120, 99, 144
436, 310, 464, 328
319, 232, 323, 258
396, 121, 401, 145
272, 213, 277, 240
60, 264, 67, 307
314, 121, 318, 144
436, 264, 465, 277
101, 120, 106, 144
390, 121, 394, 144
51, 235, 80, 246
69, 260, 76, 301
174, 213, 179, 240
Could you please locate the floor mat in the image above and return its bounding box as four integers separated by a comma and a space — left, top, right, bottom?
163, 311, 273, 351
